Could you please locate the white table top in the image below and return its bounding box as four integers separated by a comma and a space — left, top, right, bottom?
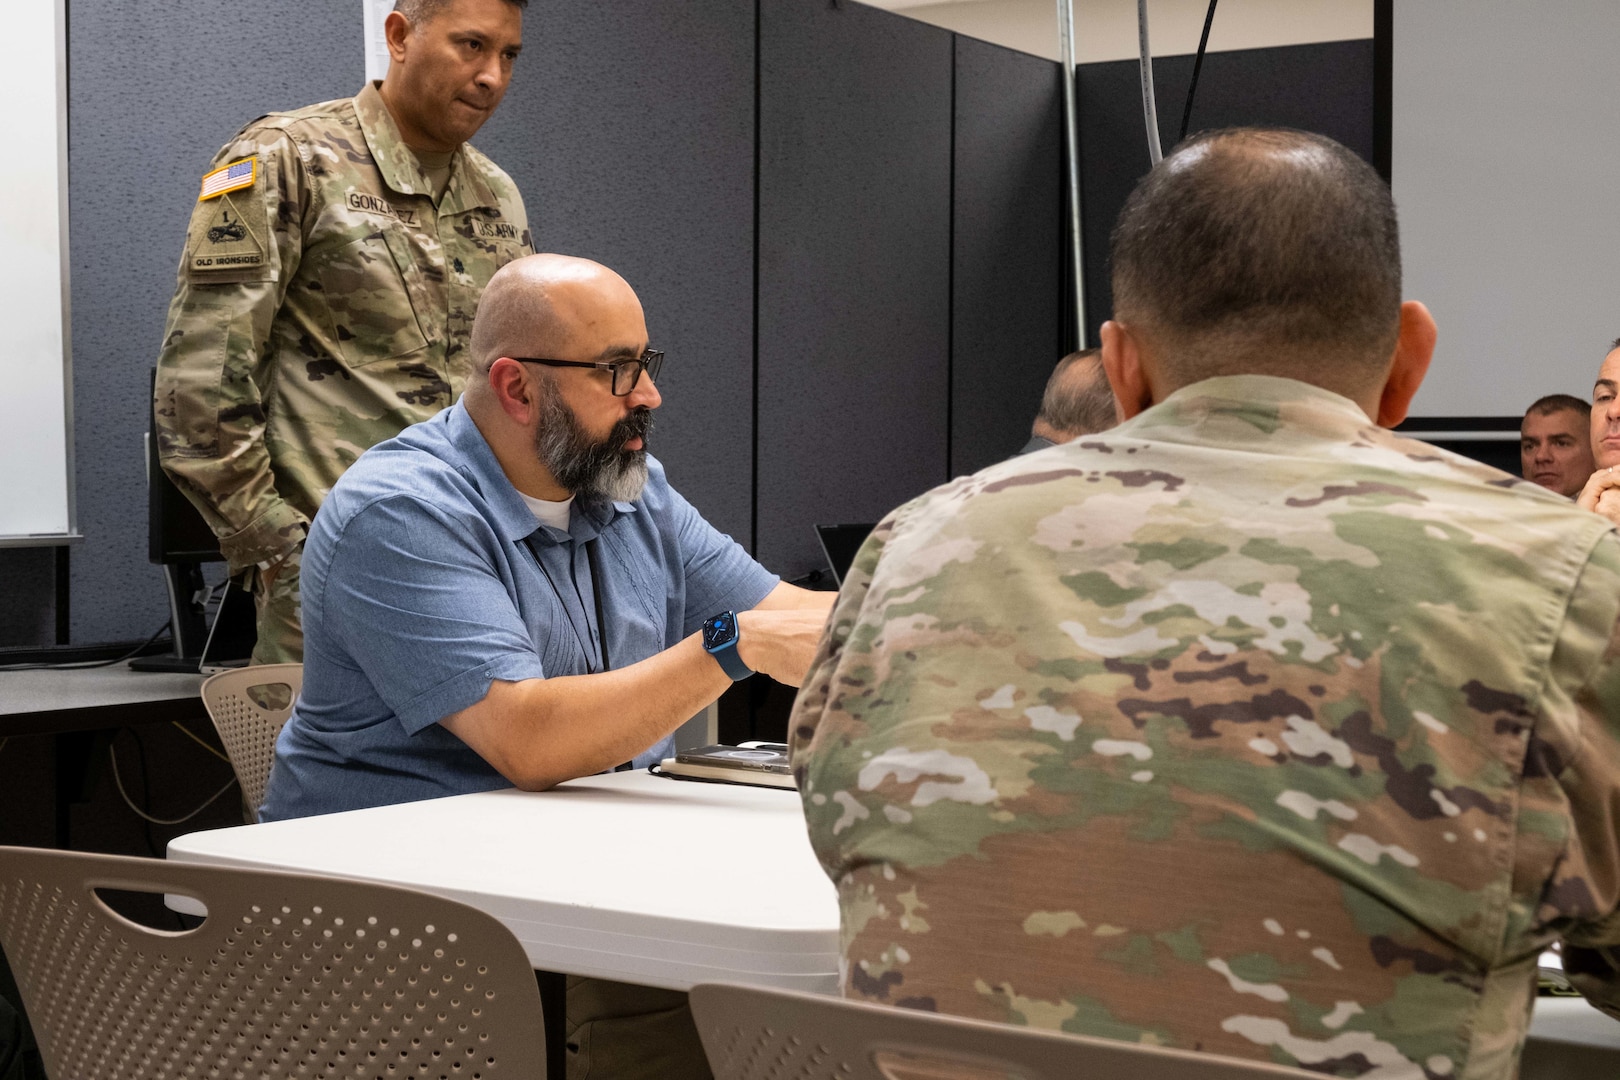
168, 770, 840, 993
167, 769, 1619, 1063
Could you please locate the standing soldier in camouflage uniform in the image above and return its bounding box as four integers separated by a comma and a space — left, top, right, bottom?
792, 129, 1620, 1080
155, 0, 533, 664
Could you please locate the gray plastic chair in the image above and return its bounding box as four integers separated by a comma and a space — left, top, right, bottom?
0, 845, 545, 1079
691, 982, 1317, 1080
200, 662, 301, 822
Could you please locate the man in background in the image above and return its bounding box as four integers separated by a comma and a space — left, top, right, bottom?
1018, 347, 1119, 454
155, 0, 532, 664
1520, 393, 1596, 497
793, 128, 1620, 1078
1579, 339, 1620, 524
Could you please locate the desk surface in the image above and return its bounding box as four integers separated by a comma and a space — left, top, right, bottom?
167, 770, 1619, 1066
0, 666, 206, 735
168, 771, 839, 993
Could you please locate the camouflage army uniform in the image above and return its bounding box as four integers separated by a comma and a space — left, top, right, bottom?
154, 83, 533, 663
791, 375, 1620, 1080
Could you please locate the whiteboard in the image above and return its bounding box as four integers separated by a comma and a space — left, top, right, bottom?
1394, 2, 1620, 419
0, 0, 74, 544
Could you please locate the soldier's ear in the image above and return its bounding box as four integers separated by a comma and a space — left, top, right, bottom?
383, 10, 413, 65
1375, 301, 1436, 429
1101, 320, 1154, 421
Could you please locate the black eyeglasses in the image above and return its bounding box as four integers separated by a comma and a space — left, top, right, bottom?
513, 350, 664, 396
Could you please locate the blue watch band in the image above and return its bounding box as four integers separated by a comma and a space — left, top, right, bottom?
702, 610, 753, 681
711, 639, 752, 681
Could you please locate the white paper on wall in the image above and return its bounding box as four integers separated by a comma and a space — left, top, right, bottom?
363, 0, 395, 84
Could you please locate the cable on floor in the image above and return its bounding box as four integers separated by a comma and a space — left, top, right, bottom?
109, 741, 238, 827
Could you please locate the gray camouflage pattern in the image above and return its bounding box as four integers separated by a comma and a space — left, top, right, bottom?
792, 375, 1620, 1080
154, 82, 532, 573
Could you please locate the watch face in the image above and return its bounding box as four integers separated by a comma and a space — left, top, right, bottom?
703, 611, 738, 650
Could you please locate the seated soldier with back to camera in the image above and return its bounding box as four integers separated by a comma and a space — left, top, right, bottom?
792, 128, 1620, 1080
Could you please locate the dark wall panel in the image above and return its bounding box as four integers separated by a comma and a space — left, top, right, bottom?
68, 1, 360, 644
1077, 40, 1376, 344
55, 0, 754, 649
757, 0, 954, 580
0, 549, 54, 648
951, 37, 1064, 476
479, 0, 756, 543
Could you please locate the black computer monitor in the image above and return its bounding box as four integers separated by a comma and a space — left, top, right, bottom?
814, 523, 875, 588
134, 370, 230, 671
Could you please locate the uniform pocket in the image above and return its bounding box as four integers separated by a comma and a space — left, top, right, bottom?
319, 227, 429, 367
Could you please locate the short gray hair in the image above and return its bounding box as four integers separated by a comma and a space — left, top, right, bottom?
394, 0, 527, 26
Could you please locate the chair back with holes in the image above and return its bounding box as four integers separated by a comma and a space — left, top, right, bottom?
0, 845, 545, 1080
691, 982, 1319, 1080
200, 662, 302, 822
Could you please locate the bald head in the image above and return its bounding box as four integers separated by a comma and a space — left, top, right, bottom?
1033, 348, 1117, 442
469, 254, 646, 384
1110, 128, 1401, 390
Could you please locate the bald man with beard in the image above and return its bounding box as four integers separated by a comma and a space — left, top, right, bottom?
260, 254, 831, 1078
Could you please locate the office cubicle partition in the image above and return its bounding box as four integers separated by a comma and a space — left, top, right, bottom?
11, 0, 1373, 650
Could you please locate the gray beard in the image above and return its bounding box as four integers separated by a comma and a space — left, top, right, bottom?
534, 386, 651, 503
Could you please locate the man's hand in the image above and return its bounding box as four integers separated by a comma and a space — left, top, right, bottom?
735, 607, 832, 688
1577, 466, 1620, 526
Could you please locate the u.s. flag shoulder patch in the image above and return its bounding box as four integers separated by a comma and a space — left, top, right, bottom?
198, 157, 257, 201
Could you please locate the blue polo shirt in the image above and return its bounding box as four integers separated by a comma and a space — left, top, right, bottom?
259, 402, 778, 821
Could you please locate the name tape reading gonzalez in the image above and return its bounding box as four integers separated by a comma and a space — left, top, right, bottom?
199, 158, 257, 201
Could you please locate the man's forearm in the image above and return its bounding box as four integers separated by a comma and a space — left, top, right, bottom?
444, 633, 731, 791
442, 605, 831, 791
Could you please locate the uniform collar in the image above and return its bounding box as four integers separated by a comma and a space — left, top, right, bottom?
443, 402, 637, 546
354, 82, 502, 213
1121, 375, 1379, 445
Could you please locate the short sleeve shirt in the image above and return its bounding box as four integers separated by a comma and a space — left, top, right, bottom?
259, 403, 777, 820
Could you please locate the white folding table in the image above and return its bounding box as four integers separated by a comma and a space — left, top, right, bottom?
167, 770, 840, 993
166, 769, 1619, 1077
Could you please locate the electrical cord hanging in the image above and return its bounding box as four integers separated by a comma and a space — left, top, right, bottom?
109, 741, 238, 826
1137, 0, 1163, 165
1178, 0, 1219, 144
170, 720, 232, 765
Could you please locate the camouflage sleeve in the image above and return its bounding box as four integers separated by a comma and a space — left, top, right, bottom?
512, 186, 534, 256
1539, 532, 1620, 1019
153, 124, 307, 572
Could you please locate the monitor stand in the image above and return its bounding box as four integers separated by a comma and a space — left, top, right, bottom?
129, 561, 210, 673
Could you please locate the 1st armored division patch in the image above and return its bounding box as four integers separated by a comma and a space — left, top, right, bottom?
187, 187, 270, 280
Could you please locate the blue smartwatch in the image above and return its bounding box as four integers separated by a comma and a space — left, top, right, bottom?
702, 610, 753, 681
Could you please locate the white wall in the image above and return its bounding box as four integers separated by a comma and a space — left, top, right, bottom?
1395, 2, 1620, 417
0, 0, 72, 542
864, 0, 1373, 62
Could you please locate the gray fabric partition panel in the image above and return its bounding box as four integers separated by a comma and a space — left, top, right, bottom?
477, 0, 756, 545
757, 0, 954, 581
0, 550, 54, 648
67, 0, 360, 643
950, 37, 1064, 477
1077, 40, 1376, 345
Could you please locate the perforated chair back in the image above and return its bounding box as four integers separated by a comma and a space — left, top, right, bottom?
201, 662, 302, 822
0, 845, 545, 1080
691, 982, 1317, 1080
